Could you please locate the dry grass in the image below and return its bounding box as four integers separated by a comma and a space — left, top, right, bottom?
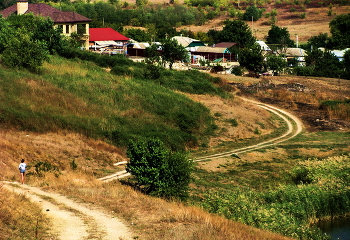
30, 173, 292, 240
177, 4, 350, 43
0, 185, 50, 240
187, 93, 279, 148
0, 128, 292, 240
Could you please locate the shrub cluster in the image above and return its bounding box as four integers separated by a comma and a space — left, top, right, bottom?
201, 155, 350, 239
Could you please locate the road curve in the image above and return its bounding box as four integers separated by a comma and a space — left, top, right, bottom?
2, 182, 133, 240
193, 98, 303, 162
101, 98, 303, 181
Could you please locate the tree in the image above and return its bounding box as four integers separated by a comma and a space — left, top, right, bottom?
2, 31, 49, 70
266, 25, 294, 50
0, 17, 15, 53
6, 13, 65, 54
307, 33, 332, 50
124, 28, 151, 42
329, 13, 350, 49
305, 49, 342, 78
238, 44, 264, 74
343, 50, 350, 79
218, 20, 256, 49
145, 43, 161, 65
265, 54, 287, 75
243, 5, 263, 21
126, 139, 193, 200
161, 38, 189, 69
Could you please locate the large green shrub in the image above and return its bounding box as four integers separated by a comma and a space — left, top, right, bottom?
2, 32, 49, 70
243, 6, 263, 21
126, 138, 193, 200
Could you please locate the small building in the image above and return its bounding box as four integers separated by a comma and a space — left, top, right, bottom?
89, 28, 130, 54
329, 48, 350, 61
256, 40, 271, 52
278, 48, 307, 66
212, 42, 236, 49
171, 36, 205, 51
126, 42, 163, 58
191, 46, 235, 62
0, 0, 91, 48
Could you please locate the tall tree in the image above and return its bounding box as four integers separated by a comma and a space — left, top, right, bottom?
238, 44, 264, 74
161, 38, 189, 69
329, 13, 350, 49
218, 20, 256, 49
266, 25, 294, 50
243, 5, 263, 21
307, 33, 332, 50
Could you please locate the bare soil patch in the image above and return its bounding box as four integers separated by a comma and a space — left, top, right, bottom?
218, 74, 350, 132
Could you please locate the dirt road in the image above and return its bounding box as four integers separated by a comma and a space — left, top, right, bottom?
194, 98, 303, 161
2, 182, 133, 240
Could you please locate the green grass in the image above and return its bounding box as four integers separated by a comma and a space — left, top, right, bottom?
191, 131, 350, 239
0, 55, 222, 151
192, 113, 289, 157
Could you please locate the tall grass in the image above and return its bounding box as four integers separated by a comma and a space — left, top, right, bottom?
199, 155, 350, 239
29, 172, 291, 240
0, 186, 50, 239
0, 55, 220, 150
321, 100, 350, 121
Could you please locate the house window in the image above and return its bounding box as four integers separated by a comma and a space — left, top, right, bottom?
77, 24, 86, 34
66, 25, 70, 34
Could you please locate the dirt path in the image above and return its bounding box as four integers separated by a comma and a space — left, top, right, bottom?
101, 97, 303, 181
194, 97, 303, 161
2, 182, 133, 240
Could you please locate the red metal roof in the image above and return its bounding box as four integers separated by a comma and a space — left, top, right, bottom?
89, 28, 130, 42
0, 3, 91, 23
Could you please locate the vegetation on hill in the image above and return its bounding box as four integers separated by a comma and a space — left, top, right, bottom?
0, 55, 224, 151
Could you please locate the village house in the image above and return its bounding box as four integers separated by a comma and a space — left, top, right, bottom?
89, 28, 130, 54
0, 0, 91, 49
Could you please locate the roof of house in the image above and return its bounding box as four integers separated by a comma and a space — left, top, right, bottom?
281, 48, 307, 57
90, 28, 130, 42
0, 3, 91, 23
212, 42, 236, 48
194, 46, 231, 54
256, 41, 271, 51
171, 36, 205, 48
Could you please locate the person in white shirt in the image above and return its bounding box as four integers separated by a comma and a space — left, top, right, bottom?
18, 159, 27, 184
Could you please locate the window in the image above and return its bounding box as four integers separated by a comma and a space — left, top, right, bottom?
66, 25, 70, 34
77, 24, 86, 34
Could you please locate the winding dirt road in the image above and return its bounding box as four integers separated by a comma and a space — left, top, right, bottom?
2, 182, 133, 240
2, 98, 302, 239
194, 98, 303, 162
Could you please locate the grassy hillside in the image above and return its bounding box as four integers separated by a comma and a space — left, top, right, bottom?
0, 55, 223, 151
0, 54, 292, 239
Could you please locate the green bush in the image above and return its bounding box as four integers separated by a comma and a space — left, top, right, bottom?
293, 66, 314, 76
243, 6, 263, 21
126, 138, 193, 200
2, 33, 49, 70
200, 156, 350, 239
231, 66, 243, 76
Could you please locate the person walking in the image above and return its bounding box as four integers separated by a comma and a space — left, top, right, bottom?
18, 159, 27, 184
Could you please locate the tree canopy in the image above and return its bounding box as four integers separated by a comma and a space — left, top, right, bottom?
266, 25, 294, 49
161, 38, 189, 69
218, 20, 256, 49
243, 5, 263, 21
329, 13, 350, 49
0, 14, 66, 70
238, 44, 264, 74
126, 138, 193, 200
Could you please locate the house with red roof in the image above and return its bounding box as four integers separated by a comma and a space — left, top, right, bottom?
0, 0, 91, 48
89, 28, 130, 54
